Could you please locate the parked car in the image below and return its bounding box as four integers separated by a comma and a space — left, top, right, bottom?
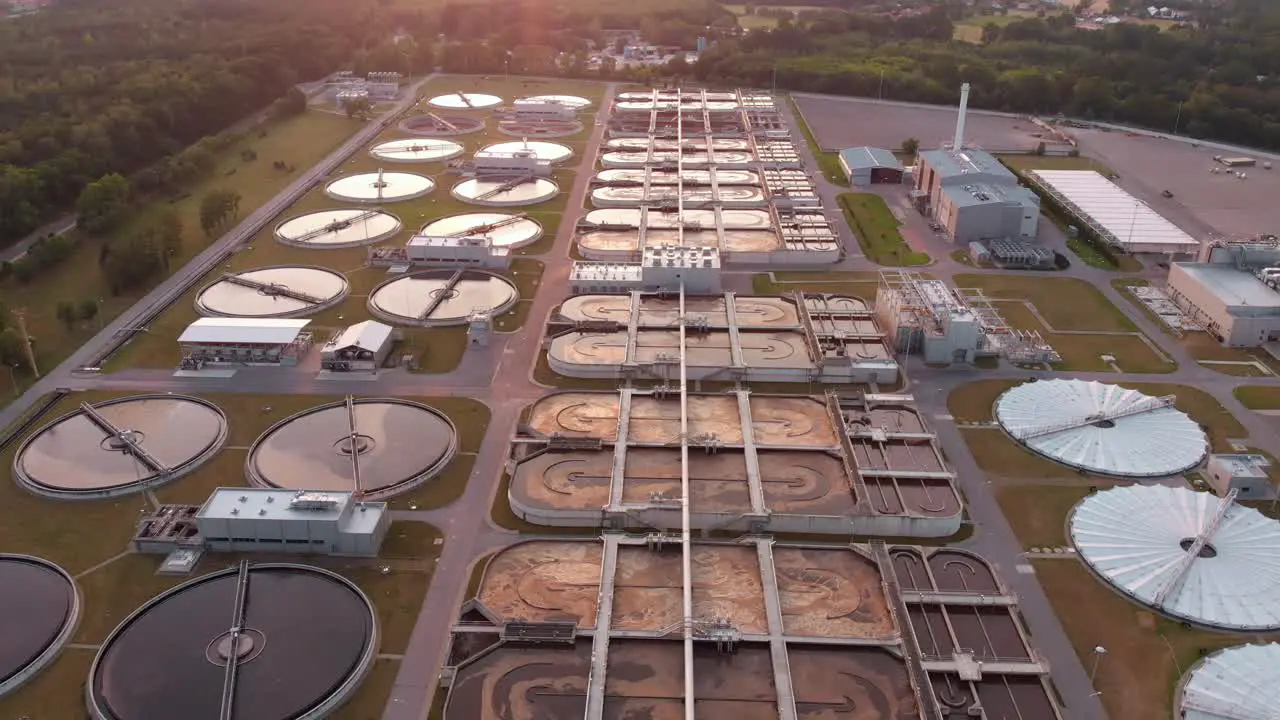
1162, 189, 1174, 198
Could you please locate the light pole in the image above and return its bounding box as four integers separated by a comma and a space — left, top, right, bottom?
1173, 101, 1184, 135
1090, 645, 1108, 685
878, 68, 886, 100
3, 364, 16, 398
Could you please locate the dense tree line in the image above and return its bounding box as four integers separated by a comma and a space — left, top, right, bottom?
0, 0, 425, 244
693, 0, 1280, 150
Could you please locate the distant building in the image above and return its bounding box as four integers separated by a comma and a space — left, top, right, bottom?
1206, 454, 1274, 500
915, 148, 1039, 244
469, 150, 552, 177
320, 321, 395, 372
369, 234, 511, 270
177, 318, 313, 368
505, 100, 578, 121
838, 147, 904, 186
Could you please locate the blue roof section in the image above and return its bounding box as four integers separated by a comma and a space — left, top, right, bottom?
918, 147, 1015, 182
839, 146, 902, 171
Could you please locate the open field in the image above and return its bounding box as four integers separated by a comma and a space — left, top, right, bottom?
1033, 559, 1277, 720
994, 302, 1174, 373
752, 270, 883, 300
953, 273, 1136, 332
838, 193, 930, 266
0, 109, 365, 396
996, 483, 1100, 547
999, 153, 1115, 177
1234, 385, 1280, 409
793, 94, 1063, 154
952, 10, 1041, 42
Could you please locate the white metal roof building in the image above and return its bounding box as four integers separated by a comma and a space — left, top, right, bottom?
177, 318, 313, 367
1177, 643, 1280, 720
196, 487, 390, 557
1070, 485, 1280, 631
320, 321, 394, 372
1025, 169, 1200, 255
1166, 262, 1280, 346
994, 379, 1207, 477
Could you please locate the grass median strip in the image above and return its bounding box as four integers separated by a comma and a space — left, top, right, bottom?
838, 193, 929, 266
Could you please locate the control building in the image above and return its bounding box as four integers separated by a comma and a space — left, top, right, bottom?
504, 100, 578, 121
1206, 454, 1274, 500
570, 246, 722, 294
132, 488, 391, 557
320, 320, 395, 372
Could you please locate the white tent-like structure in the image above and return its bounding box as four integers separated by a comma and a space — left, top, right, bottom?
994, 379, 1207, 477
1071, 485, 1280, 631
1025, 169, 1200, 255
1178, 643, 1280, 720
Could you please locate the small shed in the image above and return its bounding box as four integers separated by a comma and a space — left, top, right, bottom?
320, 320, 394, 372
838, 147, 904, 186
1206, 453, 1274, 499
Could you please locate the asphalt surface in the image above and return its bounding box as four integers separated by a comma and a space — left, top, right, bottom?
7, 81, 1280, 720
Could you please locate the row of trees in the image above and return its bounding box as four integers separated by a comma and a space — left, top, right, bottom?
0, 0, 412, 244
692, 0, 1280, 151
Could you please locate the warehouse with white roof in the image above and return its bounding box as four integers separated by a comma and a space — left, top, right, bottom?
1025, 169, 1201, 256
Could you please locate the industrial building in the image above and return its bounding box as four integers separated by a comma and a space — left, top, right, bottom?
569, 245, 722, 294
874, 270, 1060, 365
839, 146, 904, 186
1025, 169, 1200, 256
1206, 453, 1274, 499
177, 317, 313, 368
132, 488, 391, 557
509, 389, 962, 536
1166, 257, 1280, 346
438, 539, 1063, 720
320, 320, 395, 372
580, 88, 840, 265
913, 85, 1039, 244
546, 291, 899, 383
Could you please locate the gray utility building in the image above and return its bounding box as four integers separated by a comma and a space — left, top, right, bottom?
1206, 454, 1274, 500
1166, 262, 1280, 346
839, 146, 903, 186
196, 488, 390, 557
320, 320, 395, 372
914, 147, 1039, 244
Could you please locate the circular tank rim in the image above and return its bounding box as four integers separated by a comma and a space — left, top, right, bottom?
367, 138, 464, 164
194, 264, 351, 319
273, 209, 403, 249
450, 178, 560, 208
397, 115, 485, 137
12, 394, 229, 500
366, 270, 520, 327
323, 172, 435, 204
245, 397, 459, 500
85, 562, 379, 720
517, 94, 593, 108
419, 213, 543, 250
0, 553, 82, 699
496, 119, 584, 139
426, 93, 502, 110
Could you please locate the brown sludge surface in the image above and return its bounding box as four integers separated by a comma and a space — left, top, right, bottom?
692, 545, 767, 634
790, 646, 920, 719
774, 548, 894, 640
477, 542, 602, 626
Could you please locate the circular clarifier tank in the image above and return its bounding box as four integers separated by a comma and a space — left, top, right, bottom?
420, 212, 542, 250
369, 138, 464, 163
13, 394, 228, 499
399, 114, 484, 136
195, 265, 349, 318
275, 209, 401, 249
428, 92, 502, 110
519, 94, 591, 108
324, 171, 434, 203
246, 398, 458, 499
88, 563, 377, 720
368, 270, 518, 327
0, 555, 79, 698
451, 177, 558, 207
480, 140, 573, 164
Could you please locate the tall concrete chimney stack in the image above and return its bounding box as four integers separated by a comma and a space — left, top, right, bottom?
954, 82, 971, 150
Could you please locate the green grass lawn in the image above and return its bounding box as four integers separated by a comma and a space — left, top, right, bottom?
751, 270, 882, 301
838, 193, 930, 266
952, 274, 1136, 332
994, 302, 1174, 373
1234, 385, 1280, 409
0, 109, 365, 394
